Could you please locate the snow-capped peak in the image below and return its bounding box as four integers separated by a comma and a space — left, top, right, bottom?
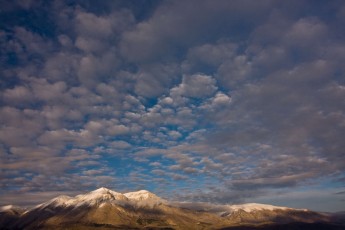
1, 205, 15, 211
81, 187, 125, 199
227, 203, 291, 212
72, 187, 128, 206
124, 190, 158, 201
34, 188, 129, 209
124, 190, 166, 207
0, 205, 22, 212
35, 195, 72, 209
0, 205, 25, 216
33, 188, 167, 210
90, 187, 113, 194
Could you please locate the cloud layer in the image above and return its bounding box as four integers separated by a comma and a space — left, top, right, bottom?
1, 0, 345, 212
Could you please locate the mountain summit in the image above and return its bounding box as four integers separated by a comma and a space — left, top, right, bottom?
124, 189, 167, 207
34, 187, 128, 210
124, 189, 160, 201
0, 187, 342, 230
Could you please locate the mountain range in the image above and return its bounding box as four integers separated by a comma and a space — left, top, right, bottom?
1, 187, 344, 230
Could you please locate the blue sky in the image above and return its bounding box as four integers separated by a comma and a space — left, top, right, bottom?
1, 0, 345, 212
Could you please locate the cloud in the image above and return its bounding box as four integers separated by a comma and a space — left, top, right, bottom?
0, 191, 80, 207
231, 173, 315, 189
168, 130, 182, 140
177, 74, 218, 98
133, 63, 180, 98
120, 0, 272, 62
0, 107, 44, 147
1, 0, 345, 212
335, 191, 345, 195
284, 17, 328, 47
31, 79, 68, 102
75, 11, 113, 38
185, 42, 238, 70
217, 55, 252, 89
212, 92, 231, 106
3, 86, 33, 104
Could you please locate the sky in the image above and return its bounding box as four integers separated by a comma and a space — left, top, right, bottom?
0, 0, 345, 212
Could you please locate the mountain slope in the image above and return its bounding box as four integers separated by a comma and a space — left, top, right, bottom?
0, 187, 342, 230
0, 205, 25, 230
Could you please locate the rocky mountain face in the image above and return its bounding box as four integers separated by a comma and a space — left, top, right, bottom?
0, 188, 343, 230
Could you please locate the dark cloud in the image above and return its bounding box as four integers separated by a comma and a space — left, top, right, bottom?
120, 0, 273, 62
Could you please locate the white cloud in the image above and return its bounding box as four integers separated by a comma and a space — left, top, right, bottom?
134, 63, 180, 98
38, 128, 100, 148
74, 11, 117, 38
284, 17, 328, 46
58, 34, 73, 47
42, 51, 79, 82
168, 130, 182, 140
30, 78, 67, 102
75, 36, 106, 53
160, 96, 173, 105
179, 74, 217, 98
109, 141, 131, 149
212, 92, 231, 105
107, 124, 130, 136
184, 42, 238, 72
3, 86, 33, 104
217, 55, 252, 89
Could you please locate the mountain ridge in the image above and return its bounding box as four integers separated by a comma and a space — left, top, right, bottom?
1, 187, 343, 230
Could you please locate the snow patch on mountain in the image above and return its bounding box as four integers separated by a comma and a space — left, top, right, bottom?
34, 187, 129, 210
1, 205, 14, 211
170, 201, 303, 216
0, 205, 23, 212
124, 190, 159, 201
124, 190, 167, 207
72, 187, 128, 206
34, 195, 71, 210
0, 205, 26, 216
227, 203, 291, 212
31, 187, 166, 210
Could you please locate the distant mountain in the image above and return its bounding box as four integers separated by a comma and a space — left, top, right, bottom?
0, 205, 26, 229
0, 187, 343, 230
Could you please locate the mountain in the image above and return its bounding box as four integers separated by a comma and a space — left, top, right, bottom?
0, 205, 26, 229
125, 190, 164, 201
0, 188, 343, 230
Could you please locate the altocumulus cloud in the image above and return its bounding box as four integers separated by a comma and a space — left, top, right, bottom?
0, 0, 345, 212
